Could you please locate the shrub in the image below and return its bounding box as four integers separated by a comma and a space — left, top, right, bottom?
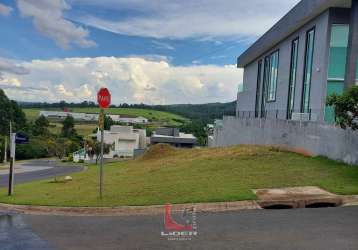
16, 138, 48, 160
327, 86, 358, 130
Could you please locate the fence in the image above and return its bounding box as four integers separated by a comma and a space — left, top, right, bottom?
236, 109, 325, 122
211, 116, 358, 165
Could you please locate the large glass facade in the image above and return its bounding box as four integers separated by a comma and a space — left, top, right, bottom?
287, 38, 299, 119
301, 28, 315, 113
325, 24, 349, 122
267, 51, 279, 101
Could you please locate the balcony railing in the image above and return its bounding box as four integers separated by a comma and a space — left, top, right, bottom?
236, 109, 323, 122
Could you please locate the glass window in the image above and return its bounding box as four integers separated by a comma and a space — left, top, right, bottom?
287, 38, 299, 119
267, 51, 279, 102
356, 59, 358, 84
255, 60, 262, 117
261, 57, 270, 117
301, 28, 315, 113
328, 25, 349, 80
325, 24, 349, 122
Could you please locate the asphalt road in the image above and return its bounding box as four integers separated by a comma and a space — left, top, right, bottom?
1, 206, 358, 250
0, 160, 84, 187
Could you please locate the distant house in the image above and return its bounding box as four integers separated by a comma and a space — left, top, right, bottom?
39, 111, 149, 124
39, 110, 98, 121
115, 116, 149, 124
150, 128, 197, 148
96, 125, 147, 158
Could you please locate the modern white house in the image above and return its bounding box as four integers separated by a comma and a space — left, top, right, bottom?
96, 125, 147, 158
210, 0, 358, 164
150, 128, 197, 148
73, 125, 147, 162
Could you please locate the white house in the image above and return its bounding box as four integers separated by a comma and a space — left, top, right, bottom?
96, 125, 147, 158
39, 110, 98, 121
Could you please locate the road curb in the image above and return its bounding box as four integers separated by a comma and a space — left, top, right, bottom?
0, 200, 261, 216
1, 195, 357, 217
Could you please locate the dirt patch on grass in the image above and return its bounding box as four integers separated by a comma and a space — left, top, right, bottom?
268, 145, 315, 157
140, 144, 177, 161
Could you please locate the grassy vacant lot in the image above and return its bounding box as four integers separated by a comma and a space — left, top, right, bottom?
23, 108, 188, 126
23, 107, 188, 136
1, 145, 358, 207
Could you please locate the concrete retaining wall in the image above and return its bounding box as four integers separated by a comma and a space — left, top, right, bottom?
211, 116, 358, 165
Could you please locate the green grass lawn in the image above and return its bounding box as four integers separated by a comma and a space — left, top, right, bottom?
48, 122, 96, 136
1, 145, 358, 207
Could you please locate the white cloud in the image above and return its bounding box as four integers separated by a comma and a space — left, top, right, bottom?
0, 57, 30, 80
1, 56, 243, 104
151, 40, 175, 51
17, 0, 96, 49
0, 3, 13, 16
72, 0, 300, 39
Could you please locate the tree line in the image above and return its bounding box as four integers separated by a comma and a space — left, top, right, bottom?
0, 89, 85, 161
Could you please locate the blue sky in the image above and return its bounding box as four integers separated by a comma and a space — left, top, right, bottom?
0, 0, 299, 104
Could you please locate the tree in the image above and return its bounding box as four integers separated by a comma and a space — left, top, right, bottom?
47, 138, 80, 160
61, 115, 77, 137
0, 89, 27, 135
327, 86, 358, 130
104, 115, 114, 130
33, 115, 50, 136
85, 139, 112, 164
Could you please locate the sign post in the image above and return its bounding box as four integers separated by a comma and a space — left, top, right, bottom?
8, 125, 29, 196
8, 122, 15, 196
97, 88, 111, 199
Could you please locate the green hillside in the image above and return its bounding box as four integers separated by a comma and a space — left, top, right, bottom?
24, 108, 187, 125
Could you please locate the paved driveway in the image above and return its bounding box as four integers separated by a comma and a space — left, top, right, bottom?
1, 206, 357, 250
0, 159, 84, 187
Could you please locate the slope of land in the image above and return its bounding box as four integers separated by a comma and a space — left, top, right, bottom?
1, 145, 357, 207
23, 108, 189, 136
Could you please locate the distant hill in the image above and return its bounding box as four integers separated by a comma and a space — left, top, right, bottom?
152, 101, 236, 122
20, 101, 237, 123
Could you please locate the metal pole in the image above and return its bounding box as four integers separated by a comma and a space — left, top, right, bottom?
99, 109, 104, 199
8, 121, 14, 196
3, 135, 7, 163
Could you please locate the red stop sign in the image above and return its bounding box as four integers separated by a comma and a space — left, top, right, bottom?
97, 88, 111, 108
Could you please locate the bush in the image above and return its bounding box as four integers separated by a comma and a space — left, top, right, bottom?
16, 138, 48, 160
327, 86, 358, 130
